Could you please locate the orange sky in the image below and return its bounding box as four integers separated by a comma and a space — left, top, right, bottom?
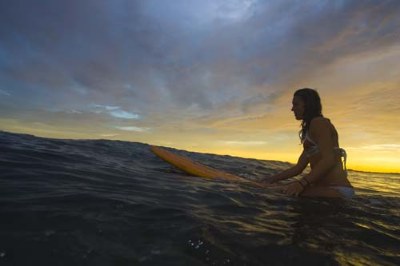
1, 1, 399, 173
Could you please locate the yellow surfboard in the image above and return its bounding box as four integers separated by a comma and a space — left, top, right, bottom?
150, 146, 265, 187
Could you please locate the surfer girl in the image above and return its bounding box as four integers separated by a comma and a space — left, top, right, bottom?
263, 88, 354, 198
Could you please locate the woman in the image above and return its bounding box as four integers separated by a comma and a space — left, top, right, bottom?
264, 88, 354, 198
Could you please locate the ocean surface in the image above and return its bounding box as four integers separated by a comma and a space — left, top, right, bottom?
0, 131, 399, 266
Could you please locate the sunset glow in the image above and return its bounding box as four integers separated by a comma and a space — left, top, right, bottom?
1, 0, 399, 173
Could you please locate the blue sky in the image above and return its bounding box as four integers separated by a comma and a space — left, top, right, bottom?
1, 0, 399, 172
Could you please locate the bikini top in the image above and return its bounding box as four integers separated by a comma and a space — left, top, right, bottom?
303, 132, 347, 171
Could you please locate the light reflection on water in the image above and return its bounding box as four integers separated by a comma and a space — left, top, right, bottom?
349, 170, 400, 196
0, 131, 399, 265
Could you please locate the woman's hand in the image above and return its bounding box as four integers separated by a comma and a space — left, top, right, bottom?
281, 181, 304, 196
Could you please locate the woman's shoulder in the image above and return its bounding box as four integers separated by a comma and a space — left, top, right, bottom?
310, 116, 330, 125
309, 117, 333, 132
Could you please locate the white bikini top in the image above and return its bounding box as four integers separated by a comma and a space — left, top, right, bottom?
303, 132, 347, 171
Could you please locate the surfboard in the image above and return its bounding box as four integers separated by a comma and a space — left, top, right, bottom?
151, 146, 351, 198
150, 145, 265, 187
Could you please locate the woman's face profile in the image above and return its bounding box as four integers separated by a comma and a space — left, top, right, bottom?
291, 96, 305, 120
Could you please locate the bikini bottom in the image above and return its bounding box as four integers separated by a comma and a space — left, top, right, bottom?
330, 186, 355, 198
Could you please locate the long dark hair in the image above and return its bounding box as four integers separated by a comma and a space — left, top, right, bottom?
294, 88, 323, 142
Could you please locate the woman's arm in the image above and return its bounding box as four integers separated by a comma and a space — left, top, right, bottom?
280, 118, 337, 196
263, 151, 309, 183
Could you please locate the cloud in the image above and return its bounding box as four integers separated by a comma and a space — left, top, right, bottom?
357, 144, 400, 152
109, 110, 139, 120
100, 134, 119, 138
0, 89, 10, 96
115, 126, 149, 132
1, 0, 399, 117
90, 105, 140, 120
0, 1, 399, 172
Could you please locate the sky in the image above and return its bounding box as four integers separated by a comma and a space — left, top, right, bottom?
0, 0, 399, 173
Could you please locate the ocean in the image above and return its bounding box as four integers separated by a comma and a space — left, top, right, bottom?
0, 131, 399, 266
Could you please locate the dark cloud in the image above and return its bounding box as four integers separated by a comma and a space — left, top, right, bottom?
1, 0, 399, 123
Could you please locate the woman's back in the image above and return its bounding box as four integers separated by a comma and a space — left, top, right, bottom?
306, 117, 351, 187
